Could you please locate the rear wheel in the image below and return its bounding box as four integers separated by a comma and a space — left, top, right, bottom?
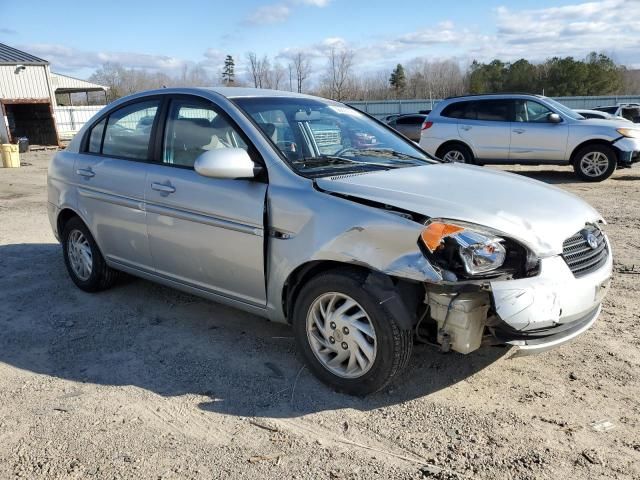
438, 143, 473, 164
62, 217, 118, 292
573, 144, 617, 182
292, 268, 413, 395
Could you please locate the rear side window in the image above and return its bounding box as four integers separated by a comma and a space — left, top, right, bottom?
396, 115, 425, 125
441, 102, 470, 119
474, 100, 512, 121
88, 118, 106, 153
101, 100, 160, 160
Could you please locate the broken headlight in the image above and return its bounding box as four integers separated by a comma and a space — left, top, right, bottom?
420, 221, 536, 279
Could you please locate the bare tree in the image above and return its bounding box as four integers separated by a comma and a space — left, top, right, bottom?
291, 52, 312, 93
257, 55, 271, 88
271, 63, 286, 90
288, 63, 295, 91
246, 52, 261, 88
323, 48, 355, 101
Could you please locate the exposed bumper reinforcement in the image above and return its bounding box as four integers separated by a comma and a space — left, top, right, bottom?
501, 304, 601, 357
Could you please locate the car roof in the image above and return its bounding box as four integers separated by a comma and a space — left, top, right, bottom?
203, 87, 317, 99
444, 92, 544, 101
108, 87, 326, 108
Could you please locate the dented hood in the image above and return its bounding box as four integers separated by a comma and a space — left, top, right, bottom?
316, 163, 602, 256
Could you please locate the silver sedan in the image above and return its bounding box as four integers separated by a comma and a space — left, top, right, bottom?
48, 88, 612, 395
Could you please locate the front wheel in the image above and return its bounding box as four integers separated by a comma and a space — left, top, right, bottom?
292, 269, 413, 395
573, 145, 617, 182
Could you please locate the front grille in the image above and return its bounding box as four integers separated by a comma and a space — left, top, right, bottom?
562, 225, 608, 277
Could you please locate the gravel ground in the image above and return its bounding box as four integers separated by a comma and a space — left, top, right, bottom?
0, 151, 638, 480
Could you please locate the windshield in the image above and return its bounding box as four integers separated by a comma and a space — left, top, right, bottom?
593, 106, 618, 114
542, 97, 584, 120
232, 96, 433, 177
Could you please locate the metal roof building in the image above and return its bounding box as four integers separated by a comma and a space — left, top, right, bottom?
0, 43, 106, 145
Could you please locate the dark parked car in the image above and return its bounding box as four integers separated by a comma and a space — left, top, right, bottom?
386, 114, 428, 142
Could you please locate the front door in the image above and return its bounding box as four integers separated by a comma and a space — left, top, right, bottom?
510, 99, 569, 162
145, 97, 267, 306
74, 98, 161, 270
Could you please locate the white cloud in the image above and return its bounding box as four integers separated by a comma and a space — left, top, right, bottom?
489, 0, 640, 63
245, 0, 333, 25
245, 3, 291, 25
277, 0, 640, 72
296, 0, 332, 6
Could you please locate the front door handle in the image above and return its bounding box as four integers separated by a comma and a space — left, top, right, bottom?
151, 182, 176, 194
460, 125, 472, 131
76, 168, 95, 178
513, 128, 526, 134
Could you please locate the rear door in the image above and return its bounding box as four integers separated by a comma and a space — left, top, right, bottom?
510, 99, 569, 162
457, 100, 512, 161
74, 98, 161, 271
145, 96, 267, 306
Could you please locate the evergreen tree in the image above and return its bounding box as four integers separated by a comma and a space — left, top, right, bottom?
389, 64, 406, 95
222, 55, 235, 85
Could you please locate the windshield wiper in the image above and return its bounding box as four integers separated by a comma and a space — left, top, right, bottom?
352, 148, 426, 163
294, 155, 394, 169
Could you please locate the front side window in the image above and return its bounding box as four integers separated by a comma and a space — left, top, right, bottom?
514, 100, 554, 123
233, 97, 432, 178
101, 100, 160, 160
163, 100, 248, 168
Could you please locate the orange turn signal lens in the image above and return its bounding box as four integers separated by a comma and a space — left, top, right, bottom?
420, 222, 464, 252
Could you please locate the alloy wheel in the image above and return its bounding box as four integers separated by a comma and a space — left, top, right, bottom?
579, 151, 610, 177
443, 150, 466, 163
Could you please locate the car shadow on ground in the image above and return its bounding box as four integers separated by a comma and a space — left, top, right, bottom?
504, 169, 579, 184
0, 243, 508, 419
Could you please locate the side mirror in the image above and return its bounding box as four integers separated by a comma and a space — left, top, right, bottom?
194, 148, 260, 179
548, 113, 562, 124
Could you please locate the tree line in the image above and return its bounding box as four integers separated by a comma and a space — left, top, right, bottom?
88, 51, 638, 104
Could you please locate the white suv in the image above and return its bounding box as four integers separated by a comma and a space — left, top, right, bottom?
419, 94, 640, 182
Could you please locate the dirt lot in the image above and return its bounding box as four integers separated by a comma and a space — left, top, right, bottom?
0, 151, 638, 480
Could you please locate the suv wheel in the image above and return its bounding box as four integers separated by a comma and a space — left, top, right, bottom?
438, 144, 473, 164
292, 268, 413, 396
573, 145, 617, 182
62, 217, 118, 292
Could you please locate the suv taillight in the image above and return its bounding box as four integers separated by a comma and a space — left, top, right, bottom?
421, 121, 433, 130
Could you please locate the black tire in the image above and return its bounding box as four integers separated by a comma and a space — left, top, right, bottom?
437, 143, 474, 164
572, 144, 617, 182
61, 216, 118, 292
292, 268, 413, 396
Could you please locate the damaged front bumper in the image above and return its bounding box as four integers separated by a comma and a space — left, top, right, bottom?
614, 137, 640, 168
424, 240, 612, 356
488, 248, 612, 356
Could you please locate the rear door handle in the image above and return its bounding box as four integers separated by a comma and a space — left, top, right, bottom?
513, 128, 526, 134
76, 168, 95, 178
151, 182, 176, 194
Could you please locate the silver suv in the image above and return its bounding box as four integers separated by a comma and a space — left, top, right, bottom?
48, 88, 612, 395
420, 93, 640, 181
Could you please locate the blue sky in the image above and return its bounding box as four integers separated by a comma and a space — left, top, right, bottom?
1, 0, 639, 80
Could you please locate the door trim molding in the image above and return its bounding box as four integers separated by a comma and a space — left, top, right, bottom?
145, 201, 264, 236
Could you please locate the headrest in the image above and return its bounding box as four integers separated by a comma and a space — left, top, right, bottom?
173, 118, 212, 149
257, 122, 276, 138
